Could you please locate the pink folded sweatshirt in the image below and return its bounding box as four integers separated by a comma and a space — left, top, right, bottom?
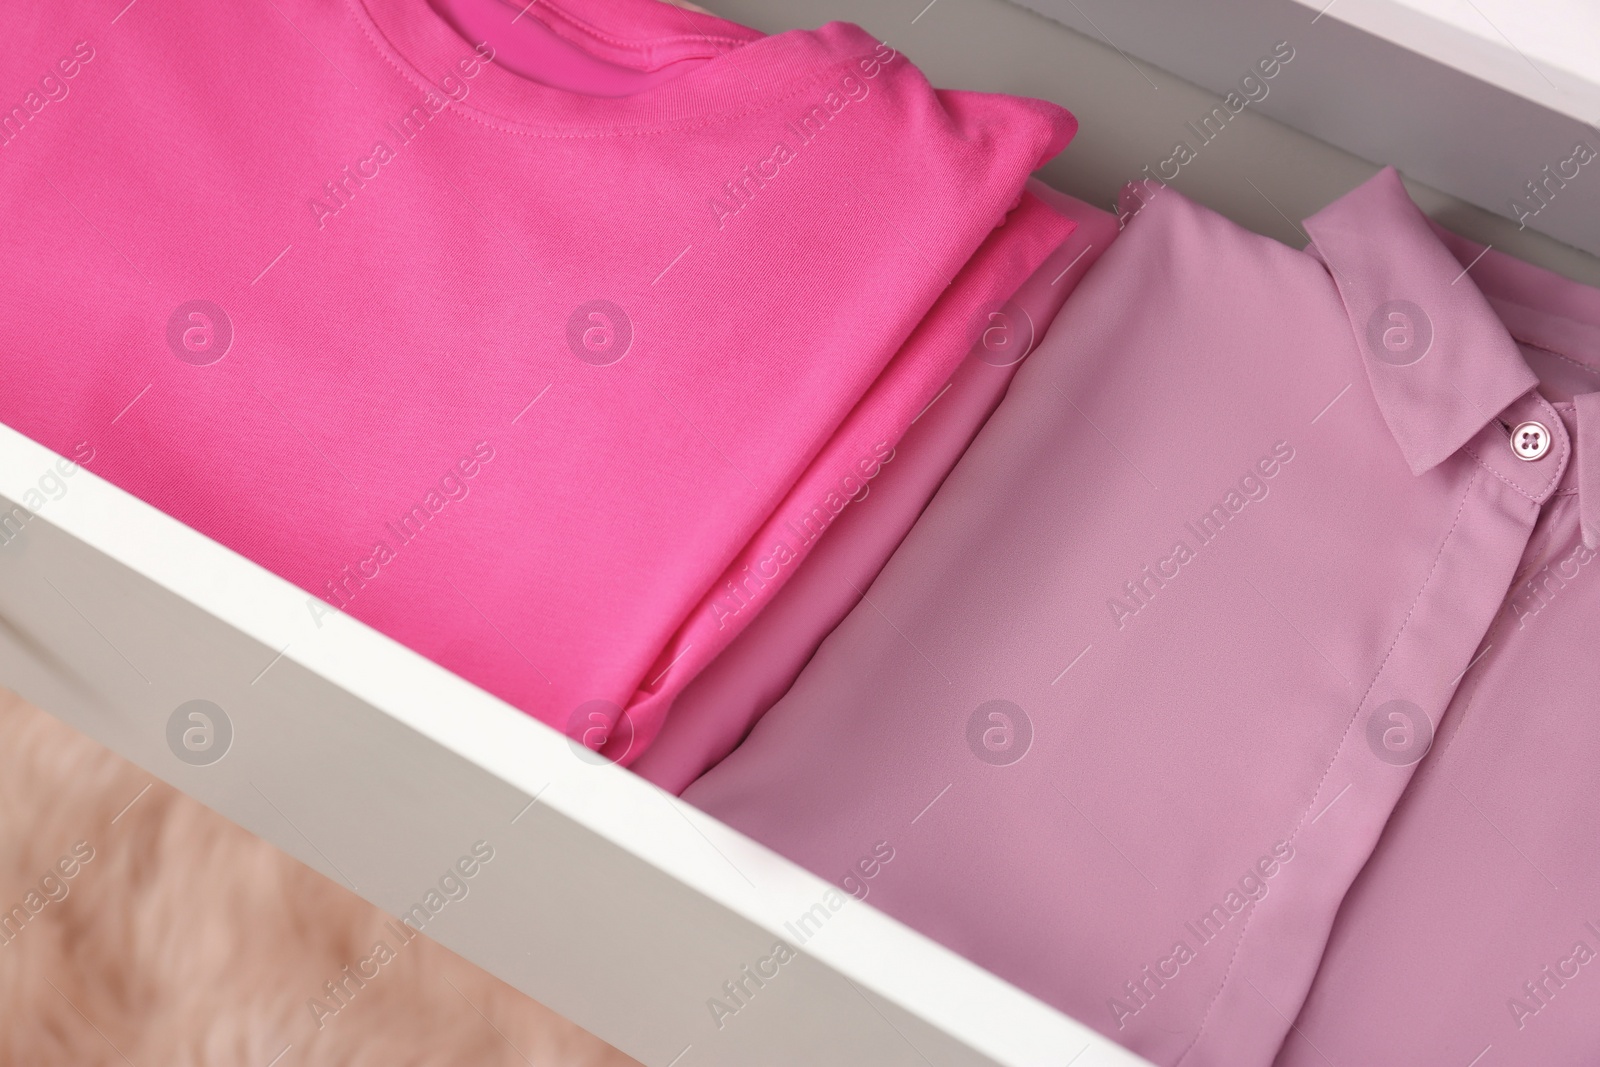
0, 0, 1075, 756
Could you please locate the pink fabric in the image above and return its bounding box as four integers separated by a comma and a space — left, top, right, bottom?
431, 0, 714, 96
0, 0, 1073, 757
624, 188, 1077, 760
636, 182, 1118, 792
685, 168, 1600, 1065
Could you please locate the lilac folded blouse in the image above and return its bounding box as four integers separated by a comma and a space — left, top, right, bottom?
686, 168, 1600, 1066
1276, 191, 1600, 1064
635, 182, 1119, 793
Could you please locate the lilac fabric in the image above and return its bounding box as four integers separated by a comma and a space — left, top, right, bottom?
1276, 190, 1600, 1065
685, 167, 1600, 1066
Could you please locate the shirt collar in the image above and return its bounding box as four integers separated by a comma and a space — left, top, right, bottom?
1302, 166, 1541, 477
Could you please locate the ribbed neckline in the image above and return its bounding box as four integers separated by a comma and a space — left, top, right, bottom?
349, 0, 881, 137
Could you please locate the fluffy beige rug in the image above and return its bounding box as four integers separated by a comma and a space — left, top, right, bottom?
0, 689, 638, 1067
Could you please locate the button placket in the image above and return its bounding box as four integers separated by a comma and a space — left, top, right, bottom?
1466, 392, 1570, 506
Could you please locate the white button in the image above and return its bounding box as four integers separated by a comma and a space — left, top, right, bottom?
1510, 421, 1551, 461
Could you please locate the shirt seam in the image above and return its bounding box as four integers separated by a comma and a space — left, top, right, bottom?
1505, 331, 1600, 384
1174, 464, 1481, 1067
1417, 488, 1578, 779
442, 55, 890, 138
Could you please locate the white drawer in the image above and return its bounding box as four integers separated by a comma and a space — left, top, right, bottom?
1012, 0, 1600, 258
0, 421, 1151, 1067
